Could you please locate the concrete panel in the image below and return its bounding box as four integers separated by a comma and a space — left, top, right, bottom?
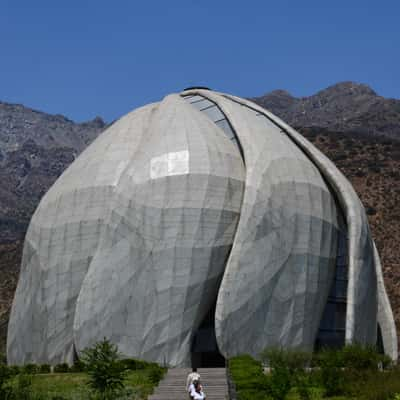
374, 242, 398, 360
7, 104, 157, 365
73, 95, 245, 366
186, 89, 381, 354
219, 92, 378, 347
186, 92, 339, 357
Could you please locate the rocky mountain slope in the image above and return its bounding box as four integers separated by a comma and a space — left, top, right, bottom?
252, 81, 400, 140
0, 82, 399, 353
0, 102, 106, 243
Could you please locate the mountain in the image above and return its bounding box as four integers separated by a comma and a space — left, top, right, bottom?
0, 82, 400, 353
0, 102, 106, 243
252, 82, 400, 140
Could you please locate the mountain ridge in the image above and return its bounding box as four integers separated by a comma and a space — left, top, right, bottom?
251, 81, 400, 140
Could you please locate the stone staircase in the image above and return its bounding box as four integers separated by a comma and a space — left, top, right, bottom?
148, 368, 229, 400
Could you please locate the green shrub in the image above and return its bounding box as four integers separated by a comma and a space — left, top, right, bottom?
229, 355, 269, 399
53, 363, 70, 373
69, 359, 85, 373
118, 358, 148, 371
261, 348, 313, 400
268, 365, 291, 400
22, 363, 38, 374
341, 344, 383, 371
261, 347, 312, 372
8, 365, 21, 376
81, 338, 126, 399
349, 367, 400, 400
231, 346, 397, 400
294, 371, 316, 400
234, 389, 268, 400
147, 365, 165, 384
229, 355, 267, 390
0, 353, 7, 365
10, 373, 33, 400
314, 348, 345, 397
0, 363, 12, 398
38, 364, 51, 374
313, 344, 394, 398
380, 353, 393, 370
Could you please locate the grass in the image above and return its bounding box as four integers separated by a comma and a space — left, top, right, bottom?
125, 369, 164, 399
7, 370, 159, 400
30, 373, 89, 399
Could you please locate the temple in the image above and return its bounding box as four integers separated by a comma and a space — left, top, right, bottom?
8, 89, 397, 366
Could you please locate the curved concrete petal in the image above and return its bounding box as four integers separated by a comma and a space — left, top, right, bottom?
73, 95, 245, 366
374, 242, 398, 360
198, 90, 378, 349
7, 104, 156, 365
185, 91, 339, 357
223, 93, 378, 346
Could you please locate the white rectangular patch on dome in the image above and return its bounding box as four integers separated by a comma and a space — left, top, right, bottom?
150, 150, 189, 179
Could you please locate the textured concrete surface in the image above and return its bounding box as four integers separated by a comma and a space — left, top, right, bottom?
8, 89, 397, 365
73, 95, 245, 366
189, 90, 339, 356
7, 104, 156, 365
374, 243, 398, 360
217, 91, 385, 351
214, 90, 394, 358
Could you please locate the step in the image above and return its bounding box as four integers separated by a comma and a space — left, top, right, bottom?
148, 367, 229, 400
150, 396, 227, 399
149, 397, 227, 400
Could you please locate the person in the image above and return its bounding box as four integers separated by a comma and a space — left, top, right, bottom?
191, 380, 206, 400
186, 368, 201, 393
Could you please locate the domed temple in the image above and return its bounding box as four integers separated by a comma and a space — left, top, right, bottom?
7, 89, 397, 366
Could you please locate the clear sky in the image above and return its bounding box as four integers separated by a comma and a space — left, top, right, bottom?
1, 0, 399, 122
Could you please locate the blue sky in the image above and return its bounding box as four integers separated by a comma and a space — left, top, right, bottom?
1, 0, 399, 122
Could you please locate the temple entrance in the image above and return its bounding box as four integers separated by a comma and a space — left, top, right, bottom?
191, 303, 225, 367
376, 324, 384, 354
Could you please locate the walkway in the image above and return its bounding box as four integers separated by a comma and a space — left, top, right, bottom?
148, 367, 229, 400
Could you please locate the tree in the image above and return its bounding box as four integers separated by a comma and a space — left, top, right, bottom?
80, 338, 126, 399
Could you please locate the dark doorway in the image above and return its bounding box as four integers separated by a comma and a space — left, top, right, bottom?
191, 303, 225, 367
376, 324, 384, 354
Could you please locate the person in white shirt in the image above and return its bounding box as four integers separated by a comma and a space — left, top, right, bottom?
186, 368, 201, 393
191, 381, 206, 400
